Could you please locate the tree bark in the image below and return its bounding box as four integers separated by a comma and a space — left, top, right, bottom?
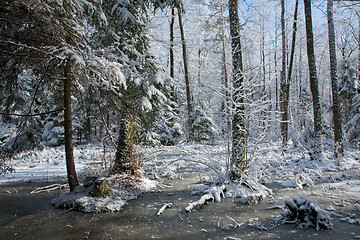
285, 0, 299, 144
170, 7, 175, 81
63, 58, 79, 191
0, 94, 3, 123
113, 117, 129, 174
85, 87, 92, 143
178, 8, 193, 141
303, 0, 324, 160
327, 0, 344, 157
358, 15, 360, 94
220, 0, 230, 129
229, 0, 247, 178
274, 14, 279, 112
280, 0, 289, 146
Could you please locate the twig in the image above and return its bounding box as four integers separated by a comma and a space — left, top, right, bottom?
2, 108, 64, 117
226, 215, 244, 228
157, 203, 173, 216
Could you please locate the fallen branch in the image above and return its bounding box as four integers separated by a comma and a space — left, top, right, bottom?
226, 215, 244, 228
185, 193, 214, 213
186, 185, 227, 213
157, 203, 173, 216
266, 205, 285, 210
221, 223, 234, 231
31, 183, 67, 194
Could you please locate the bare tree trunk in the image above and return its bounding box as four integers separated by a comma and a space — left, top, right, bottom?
229, 0, 247, 179
327, 0, 344, 157
85, 87, 92, 143
285, 0, 299, 144
0, 95, 3, 123
220, 0, 230, 130
113, 117, 129, 174
63, 59, 79, 191
178, 8, 193, 141
85, 107, 91, 143
358, 15, 360, 94
170, 7, 175, 81
280, 0, 289, 146
303, 0, 324, 160
274, 15, 279, 112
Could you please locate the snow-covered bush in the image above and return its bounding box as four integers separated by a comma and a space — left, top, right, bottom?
0, 153, 15, 175
344, 94, 360, 147
192, 103, 218, 142
281, 196, 332, 230
1, 119, 44, 154
51, 174, 157, 213
42, 110, 64, 147
339, 59, 358, 123
186, 176, 272, 213
151, 103, 183, 146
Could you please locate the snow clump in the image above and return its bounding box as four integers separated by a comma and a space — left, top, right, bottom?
281, 196, 333, 230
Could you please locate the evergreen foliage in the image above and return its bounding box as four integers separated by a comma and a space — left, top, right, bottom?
192, 103, 218, 142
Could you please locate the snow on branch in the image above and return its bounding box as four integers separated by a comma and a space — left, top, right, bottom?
31, 183, 68, 194
185, 193, 214, 213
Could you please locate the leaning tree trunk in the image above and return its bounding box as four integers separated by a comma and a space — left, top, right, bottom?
178, 8, 193, 141
63, 58, 79, 191
327, 0, 344, 157
229, 0, 247, 179
280, 0, 289, 147
304, 0, 324, 160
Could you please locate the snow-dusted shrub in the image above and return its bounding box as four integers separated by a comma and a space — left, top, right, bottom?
152, 117, 183, 146
149, 102, 183, 146
42, 111, 64, 147
339, 59, 358, 123
281, 196, 332, 230
192, 104, 218, 142
1, 119, 44, 154
0, 153, 15, 175
344, 94, 360, 146
186, 177, 272, 212
52, 174, 157, 213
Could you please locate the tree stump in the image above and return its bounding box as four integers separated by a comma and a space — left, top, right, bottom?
91, 177, 110, 197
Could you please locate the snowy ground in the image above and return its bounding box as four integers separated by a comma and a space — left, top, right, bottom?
1, 141, 360, 199
0, 144, 106, 184
1, 141, 360, 238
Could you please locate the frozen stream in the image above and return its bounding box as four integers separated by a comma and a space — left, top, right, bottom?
1, 171, 360, 240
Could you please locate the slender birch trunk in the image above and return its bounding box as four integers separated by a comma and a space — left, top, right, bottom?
169, 7, 176, 103
303, 0, 325, 160
285, 0, 299, 144
220, 0, 230, 130
178, 8, 193, 141
327, 0, 344, 157
280, 0, 289, 146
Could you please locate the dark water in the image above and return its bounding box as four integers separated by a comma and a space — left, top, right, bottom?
1, 173, 360, 240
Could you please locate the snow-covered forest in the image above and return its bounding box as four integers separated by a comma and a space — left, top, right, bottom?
1, 0, 360, 239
